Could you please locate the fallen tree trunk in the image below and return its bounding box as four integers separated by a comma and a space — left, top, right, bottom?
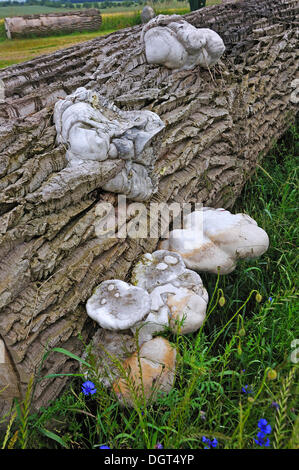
0, 0, 298, 416
4, 9, 102, 39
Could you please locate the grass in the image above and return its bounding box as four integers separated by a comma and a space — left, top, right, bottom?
0, 1, 223, 68
0, 23, 116, 68
1, 121, 298, 450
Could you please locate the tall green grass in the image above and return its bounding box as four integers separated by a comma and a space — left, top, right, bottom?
1, 122, 298, 449
101, 11, 142, 31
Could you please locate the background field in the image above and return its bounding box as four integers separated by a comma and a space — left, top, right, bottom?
0, 1, 222, 68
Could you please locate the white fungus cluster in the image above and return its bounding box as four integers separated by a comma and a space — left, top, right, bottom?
86, 251, 208, 345
141, 15, 226, 71
131, 250, 209, 344
85, 208, 269, 405
86, 279, 151, 330
54, 87, 164, 201
160, 207, 270, 274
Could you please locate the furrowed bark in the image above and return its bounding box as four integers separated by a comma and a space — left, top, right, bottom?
0, 0, 298, 416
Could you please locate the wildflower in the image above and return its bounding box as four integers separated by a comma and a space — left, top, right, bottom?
255, 293, 262, 303
219, 296, 226, 307
210, 438, 218, 448
200, 410, 206, 421
254, 432, 270, 447
155, 442, 163, 449
268, 297, 273, 303
82, 380, 97, 396
99, 445, 111, 449
254, 418, 271, 447
242, 385, 253, 394
202, 436, 210, 449
258, 419, 272, 435
270, 401, 280, 411
202, 436, 218, 449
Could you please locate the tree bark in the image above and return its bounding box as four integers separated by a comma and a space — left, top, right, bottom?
0, 0, 298, 415
4, 9, 102, 39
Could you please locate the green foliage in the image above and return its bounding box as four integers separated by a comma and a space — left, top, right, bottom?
0, 21, 5, 42
16, 375, 34, 449
273, 367, 297, 449
101, 11, 142, 30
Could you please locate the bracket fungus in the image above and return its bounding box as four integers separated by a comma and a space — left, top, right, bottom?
112, 336, 176, 407
160, 208, 269, 274
131, 250, 208, 342
86, 280, 151, 330
141, 15, 225, 71
54, 87, 164, 201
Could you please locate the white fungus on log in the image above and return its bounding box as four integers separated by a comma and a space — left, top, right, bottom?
160, 208, 270, 274
141, 14, 225, 70
131, 250, 208, 342
112, 336, 177, 407
53, 87, 165, 201
86, 280, 151, 330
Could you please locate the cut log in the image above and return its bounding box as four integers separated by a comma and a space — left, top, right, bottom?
4, 9, 102, 40
0, 0, 298, 417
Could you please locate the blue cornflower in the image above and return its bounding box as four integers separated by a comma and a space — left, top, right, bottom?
254, 418, 271, 447
99, 445, 111, 449
82, 380, 97, 396
210, 438, 218, 448
155, 442, 163, 449
270, 401, 280, 411
254, 432, 270, 447
258, 418, 272, 435
202, 436, 218, 449
202, 436, 210, 449
242, 385, 253, 394
268, 297, 273, 302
